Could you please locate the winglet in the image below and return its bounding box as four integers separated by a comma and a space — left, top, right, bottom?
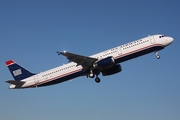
57, 51, 61, 55
57, 51, 67, 55
5, 60, 15, 66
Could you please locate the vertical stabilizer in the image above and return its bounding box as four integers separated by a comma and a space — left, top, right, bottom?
5, 60, 35, 81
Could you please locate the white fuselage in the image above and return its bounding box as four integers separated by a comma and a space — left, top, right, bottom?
9, 34, 173, 89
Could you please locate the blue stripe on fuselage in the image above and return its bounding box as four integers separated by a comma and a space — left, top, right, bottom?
115, 45, 164, 63
36, 70, 84, 87
28, 45, 164, 88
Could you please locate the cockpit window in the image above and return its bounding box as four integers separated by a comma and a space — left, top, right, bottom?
159, 35, 164, 38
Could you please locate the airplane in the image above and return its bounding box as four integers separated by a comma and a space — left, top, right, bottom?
5, 34, 173, 89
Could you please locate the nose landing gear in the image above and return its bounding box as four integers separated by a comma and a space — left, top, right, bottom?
155, 51, 160, 59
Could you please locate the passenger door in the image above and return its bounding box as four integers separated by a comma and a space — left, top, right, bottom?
149, 35, 155, 44
34, 75, 39, 86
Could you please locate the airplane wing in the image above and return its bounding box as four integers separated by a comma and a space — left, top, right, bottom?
6, 80, 26, 86
57, 51, 98, 70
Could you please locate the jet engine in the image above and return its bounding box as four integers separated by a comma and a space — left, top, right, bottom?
102, 64, 122, 76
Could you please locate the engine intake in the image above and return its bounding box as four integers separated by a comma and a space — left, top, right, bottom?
93, 56, 115, 68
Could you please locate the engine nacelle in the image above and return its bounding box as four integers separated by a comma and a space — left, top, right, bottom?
93, 56, 115, 68
102, 64, 122, 76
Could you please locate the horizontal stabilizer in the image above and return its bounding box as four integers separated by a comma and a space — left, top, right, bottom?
6, 80, 26, 86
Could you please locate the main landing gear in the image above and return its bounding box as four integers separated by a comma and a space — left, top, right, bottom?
88, 70, 101, 83
89, 71, 95, 78
155, 51, 160, 59
95, 77, 100, 83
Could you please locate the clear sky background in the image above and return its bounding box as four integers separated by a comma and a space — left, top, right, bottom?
0, 0, 179, 120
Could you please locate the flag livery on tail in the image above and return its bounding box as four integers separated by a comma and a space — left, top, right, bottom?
4, 34, 173, 89
5, 60, 35, 81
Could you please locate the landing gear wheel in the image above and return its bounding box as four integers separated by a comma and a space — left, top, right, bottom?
156, 55, 160, 59
89, 73, 95, 78
95, 77, 100, 83
89, 70, 95, 78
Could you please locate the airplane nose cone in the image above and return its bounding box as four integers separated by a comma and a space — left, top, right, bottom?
169, 37, 174, 43
166, 37, 174, 46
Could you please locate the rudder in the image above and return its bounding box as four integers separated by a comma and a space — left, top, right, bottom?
5, 60, 35, 81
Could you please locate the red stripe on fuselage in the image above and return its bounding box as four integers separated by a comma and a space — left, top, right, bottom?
26, 44, 164, 88
27, 69, 82, 88
114, 44, 164, 59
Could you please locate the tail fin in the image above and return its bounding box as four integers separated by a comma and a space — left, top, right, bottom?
5, 60, 35, 81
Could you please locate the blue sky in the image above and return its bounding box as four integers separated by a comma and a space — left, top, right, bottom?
0, 0, 180, 120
